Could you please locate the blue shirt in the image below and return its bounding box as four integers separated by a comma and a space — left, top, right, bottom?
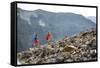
32, 34, 37, 41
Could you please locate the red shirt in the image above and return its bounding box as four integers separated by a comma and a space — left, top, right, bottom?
45, 32, 51, 40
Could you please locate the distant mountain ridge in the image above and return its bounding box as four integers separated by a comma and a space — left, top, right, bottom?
17, 8, 96, 52
87, 16, 96, 23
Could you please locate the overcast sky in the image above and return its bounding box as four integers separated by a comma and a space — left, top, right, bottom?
17, 3, 96, 17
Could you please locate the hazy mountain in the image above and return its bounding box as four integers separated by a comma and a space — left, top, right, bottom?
87, 16, 96, 23
17, 8, 96, 52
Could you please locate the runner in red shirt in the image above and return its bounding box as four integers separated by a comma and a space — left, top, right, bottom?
45, 32, 51, 45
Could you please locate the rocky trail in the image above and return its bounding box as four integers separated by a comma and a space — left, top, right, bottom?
17, 28, 97, 64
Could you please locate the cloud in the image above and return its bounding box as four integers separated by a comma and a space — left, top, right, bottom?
39, 20, 46, 27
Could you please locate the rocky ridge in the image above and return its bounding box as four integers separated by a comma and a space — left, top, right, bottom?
17, 28, 97, 64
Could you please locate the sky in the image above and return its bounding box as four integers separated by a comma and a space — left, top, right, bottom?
17, 3, 96, 17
